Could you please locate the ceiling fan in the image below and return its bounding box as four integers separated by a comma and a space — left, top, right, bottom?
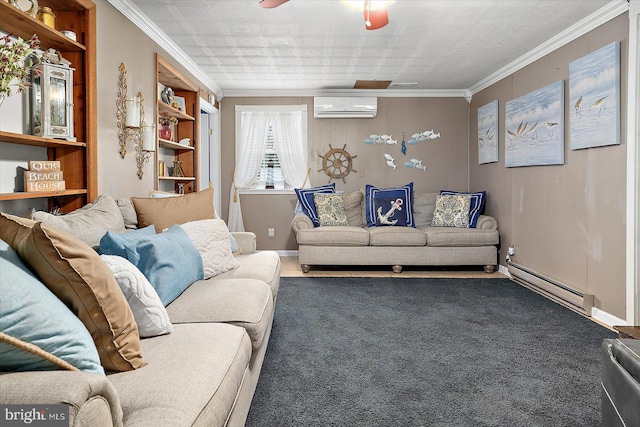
258, 0, 392, 30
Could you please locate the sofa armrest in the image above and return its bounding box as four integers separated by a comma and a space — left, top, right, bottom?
0, 371, 123, 427
476, 215, 498, 230
601, 339, 640, 427
231, 232, 257, 254
291, 214, 314, 235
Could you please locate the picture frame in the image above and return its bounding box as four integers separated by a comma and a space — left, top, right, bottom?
504, 80, 564, 168
173, 95, 186, 112
477, 100, 499, 164
569, 41, 621, 150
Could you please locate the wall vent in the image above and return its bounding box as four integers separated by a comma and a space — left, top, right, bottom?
507, 262, 594, 316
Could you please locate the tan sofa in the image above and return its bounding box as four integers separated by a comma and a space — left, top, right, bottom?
0, 194, 280, 427
292, 190, 499, 273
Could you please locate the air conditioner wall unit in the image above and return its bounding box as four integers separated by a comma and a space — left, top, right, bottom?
313, 97, 377, 118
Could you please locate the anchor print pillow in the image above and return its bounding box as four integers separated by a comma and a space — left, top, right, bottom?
365, 182, 415, 227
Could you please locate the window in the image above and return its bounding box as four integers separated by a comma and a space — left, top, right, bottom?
234, 105, 308, 193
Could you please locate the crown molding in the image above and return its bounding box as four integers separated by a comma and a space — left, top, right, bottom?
467, 0, 629, 96
221, 88, 468, 98
107, 0, 224, 98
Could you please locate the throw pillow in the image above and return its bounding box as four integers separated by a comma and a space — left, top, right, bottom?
31, 195, 126, 249
365, 182, 415, 227
99, 225, 156, 255
116, 198, 139, 230
101, 224, 204, 306
294, 183, 336, 227
229, 233, 242, 256
314, 193, 349, 226
440, 190, 487, 228
0, 213, 146, 372
131, 187, 215, 233
179, 219, 239, 279
100, 255, 173, 338
431, 194, 471, 228
0, 239, 104, 374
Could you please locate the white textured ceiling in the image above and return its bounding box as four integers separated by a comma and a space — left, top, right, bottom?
124, 0, 617, 95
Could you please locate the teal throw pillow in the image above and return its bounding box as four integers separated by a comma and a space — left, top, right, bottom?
0, 239, 104, 374
99, 225, 156, 255
101, 225, 204, 306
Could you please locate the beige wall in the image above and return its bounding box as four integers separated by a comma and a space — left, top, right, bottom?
470, 14, 629, 318
219, 97, 470, 250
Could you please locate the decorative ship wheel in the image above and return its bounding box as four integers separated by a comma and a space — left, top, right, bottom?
318, 144, 357, 183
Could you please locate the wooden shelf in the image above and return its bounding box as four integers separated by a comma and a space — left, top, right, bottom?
0, 131, 86, 148
158, 176, 196, 181
158, 102, 195, 121
0, 2, 86, 52
0, 189, 87, 201
159, 138, 194, 150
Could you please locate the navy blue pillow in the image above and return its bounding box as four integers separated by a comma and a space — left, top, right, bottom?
365, 182, 415, 227
440, 190, 486, 228
295, 183, 336, 227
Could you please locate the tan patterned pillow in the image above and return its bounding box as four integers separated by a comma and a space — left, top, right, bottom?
314, 193, 349, 226
431, 194, 471, 228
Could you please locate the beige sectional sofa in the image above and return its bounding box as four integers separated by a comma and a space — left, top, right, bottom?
0, 190, 280, 427
292, 190, 499, 273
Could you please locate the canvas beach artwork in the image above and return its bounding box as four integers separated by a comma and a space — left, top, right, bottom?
505, 80, 564, 167
478, 100, 498, 164
569, 41, 621, 150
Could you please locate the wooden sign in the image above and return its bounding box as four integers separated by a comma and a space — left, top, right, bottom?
25, 181, 66, 192
24, 171, 64, 182
28, 161, 60, 171
25, 160, 65, 192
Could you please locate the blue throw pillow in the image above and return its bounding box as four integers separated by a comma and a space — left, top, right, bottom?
99, 225, 156, 255
0, 239, 104, 374
365, 182, 415, 227
440, 190, 486, 228
295, 183, 336, 227
101, 225, 204, 306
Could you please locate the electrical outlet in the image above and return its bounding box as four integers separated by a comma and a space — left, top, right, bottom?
268, 228, 275, 238
508, 245, 516, 256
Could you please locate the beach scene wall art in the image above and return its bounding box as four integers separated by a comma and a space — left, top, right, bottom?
505, 80, 564, 167
478, 100, 499, 164
569, 41, 621, 150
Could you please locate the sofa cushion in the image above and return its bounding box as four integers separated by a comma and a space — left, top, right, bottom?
166, 278, 273, 352
31, 195, 126, 249
0, 213, 146, 372
297, 226, 370, 247
369, 226, 427, 246
314, 193, 349, 226
100, 224, 204, 306
180, 219, 239, 279
100, 255, 173, 338
108, 323, 252, 427
413, 193, 437, 227
421, 225, 500, 247
431, 194, 471, 228
295, 183, 336, 227
131, 187, 215, 233
343, 190, 364, 227
365, 182, 415, 227
217, 251, 281, 299
440, 190, 487, 228
0, 239, 104, 374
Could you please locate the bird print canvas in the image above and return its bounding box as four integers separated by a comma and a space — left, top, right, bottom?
478, 100, 499, 164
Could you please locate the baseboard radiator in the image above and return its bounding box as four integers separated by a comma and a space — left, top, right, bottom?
507, 262, 594, 316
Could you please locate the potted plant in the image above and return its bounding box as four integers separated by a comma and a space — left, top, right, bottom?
0, 33, 40, 107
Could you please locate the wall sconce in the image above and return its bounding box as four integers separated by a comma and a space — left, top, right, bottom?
116, 63, 155, 179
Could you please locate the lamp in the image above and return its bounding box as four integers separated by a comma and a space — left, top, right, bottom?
116, 63, 154, 179
30, 62, 76, 141
364, 0, 389, 30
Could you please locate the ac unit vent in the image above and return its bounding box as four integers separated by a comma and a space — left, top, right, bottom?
313, 97, 377, 119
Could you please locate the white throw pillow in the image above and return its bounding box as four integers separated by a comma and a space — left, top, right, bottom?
180, 219, 239, 279
100, 255, 173, 337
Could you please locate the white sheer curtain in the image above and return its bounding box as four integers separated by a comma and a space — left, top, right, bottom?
229, 106, 308, 232
271, 111, 307, 189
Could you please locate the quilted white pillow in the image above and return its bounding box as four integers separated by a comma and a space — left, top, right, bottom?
100, 255, 173, 337
180, 219, 239, 279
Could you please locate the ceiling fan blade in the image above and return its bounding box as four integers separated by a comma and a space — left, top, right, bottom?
259, 0, 289, 8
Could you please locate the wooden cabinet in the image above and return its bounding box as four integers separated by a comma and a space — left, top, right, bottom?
0, 0, 97, 213
155, 54, 200, 194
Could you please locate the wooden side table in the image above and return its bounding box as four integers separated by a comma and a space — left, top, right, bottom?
614, 326, 640, 339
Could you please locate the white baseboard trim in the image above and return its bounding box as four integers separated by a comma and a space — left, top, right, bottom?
498, 264, 510, 277
263, 250, 297, 257
591, 308, 627, 328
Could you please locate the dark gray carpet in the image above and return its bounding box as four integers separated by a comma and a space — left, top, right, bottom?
246, 277, 615, 427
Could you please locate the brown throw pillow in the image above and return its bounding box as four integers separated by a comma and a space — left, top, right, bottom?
0, 213, 146, 372
131, 187, 215, 232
